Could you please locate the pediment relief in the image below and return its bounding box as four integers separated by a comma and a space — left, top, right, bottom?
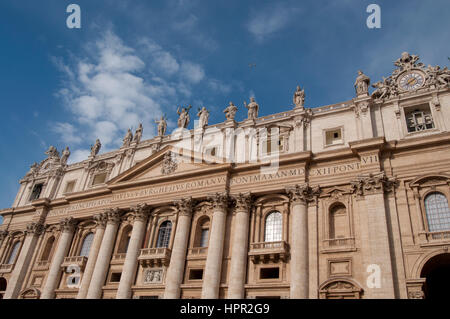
320, 186, 352, 199
108, 146, 227, 185
410, 174, 450, 188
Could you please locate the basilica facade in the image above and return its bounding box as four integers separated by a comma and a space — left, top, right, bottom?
1, 53, 450, 299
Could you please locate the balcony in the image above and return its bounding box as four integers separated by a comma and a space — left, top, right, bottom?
138, 248, 171, 267
187, 247, 208, 260
321, 237, 356, 253
61, 256, 88, 270
248, 241, 289, 264
34, 260, 50, 271
111, 253, 127, 265
420, 230, 450, 246
0, 264, 13, 273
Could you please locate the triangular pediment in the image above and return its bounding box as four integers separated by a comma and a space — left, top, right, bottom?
108, 145, 229, 185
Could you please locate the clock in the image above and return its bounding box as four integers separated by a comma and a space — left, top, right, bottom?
398, 71, 425, 91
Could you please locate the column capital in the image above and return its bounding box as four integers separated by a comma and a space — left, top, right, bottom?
174, 197, 194, 217
25, 221, 45, 236
59, 217, 77, 233
93, 213, 108, 229
208, 192, 229, 211
130, 203, 150, 222
350, 171, 398, 196
0, 230, 9, 240
231, 193, 252, 213
286, 184, 320, 205
105, 207, 122, 225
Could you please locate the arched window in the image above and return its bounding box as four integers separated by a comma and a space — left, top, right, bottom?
329, 203, 348, 239
7, 241, 21, 264
264, 211, 282, 242
156, 221, 172, 248
79, 233, 94, 257
425, 192, 450, 232
118, 227, 132, 254
194, 217, 210, 248
40, 236, 55, 261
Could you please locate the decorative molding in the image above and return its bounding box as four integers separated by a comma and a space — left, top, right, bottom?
207, 192, 229, 211
93, 213, 108, 229
231, 193, 252, 212
130, 203, 150, 222
174, 197, 194, 217
285, 184, 320, 204
161, 152, 178, 175
25, 222, 45, 235
105, 207, 122, 224
59, 217, 77, 233
350, 172, 397, 196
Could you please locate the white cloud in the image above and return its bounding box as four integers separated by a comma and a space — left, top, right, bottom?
53, 29, 230, 161
181, 62, 205, 83
52, 122, 83, 145
68, 149, 91, 164
247, 4, 300, 42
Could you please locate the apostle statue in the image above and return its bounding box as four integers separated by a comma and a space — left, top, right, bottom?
293, 85, 305, 108
45, 146, 60, 159
244, 97, 259, 121
60, 146, 71, 166
177, 105, 192, 128
25, 162, 39, 177
155, 115, 167, 137
197, 106, 209, 129
354, 70, 370, 96
133, 123, 143, 144
223, 102, 238, 120
90, 139, 101, 157
122, 129, 133, 147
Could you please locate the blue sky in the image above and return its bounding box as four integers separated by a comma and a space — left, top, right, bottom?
0, 0, 449, 215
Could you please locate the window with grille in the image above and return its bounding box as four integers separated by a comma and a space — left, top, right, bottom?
264, 211, 282, 242
80, 233, 94, 257
200, 228, 209, 247
425, 192, 450, 232
29, 183, 43, 201
7, 241, 21, 264
156, 221, 172, 248
405, 105, 434, 133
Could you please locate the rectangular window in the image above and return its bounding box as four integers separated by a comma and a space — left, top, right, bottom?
405, 104, 434, 133
110, 273, 122, 282
64, 180, 76, 194
325, 128, 343, 146
92, 173, 107, 185
189, 269, 204, 280
29, 183, 43, 201
260, 267, 280, 279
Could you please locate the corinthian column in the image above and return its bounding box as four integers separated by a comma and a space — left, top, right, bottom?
76, 213, 107, 299
202, 193, 228, 299
41, 217, 77, 299
86, 208, 121, 299
164, 197, 193, 299
3, 222, 45, 299
286, 184, 318, 299
116, 204, 149, 299
227, 193, 251, 299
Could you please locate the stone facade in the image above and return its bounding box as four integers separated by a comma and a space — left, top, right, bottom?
0, 53, 450, 299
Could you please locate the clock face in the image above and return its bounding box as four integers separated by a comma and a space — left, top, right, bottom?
399, 72, 425, 91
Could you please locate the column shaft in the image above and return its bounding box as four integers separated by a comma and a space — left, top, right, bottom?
290, 201, 309, 299
41, 224, 76, 299
227, 209, 250, 298
3, 223, 43, 299
164, 213, 192, 298
116, 211, 147, 299
202, 206, 227, 299
76, 225, 106, 299
86, 214, 120, 299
